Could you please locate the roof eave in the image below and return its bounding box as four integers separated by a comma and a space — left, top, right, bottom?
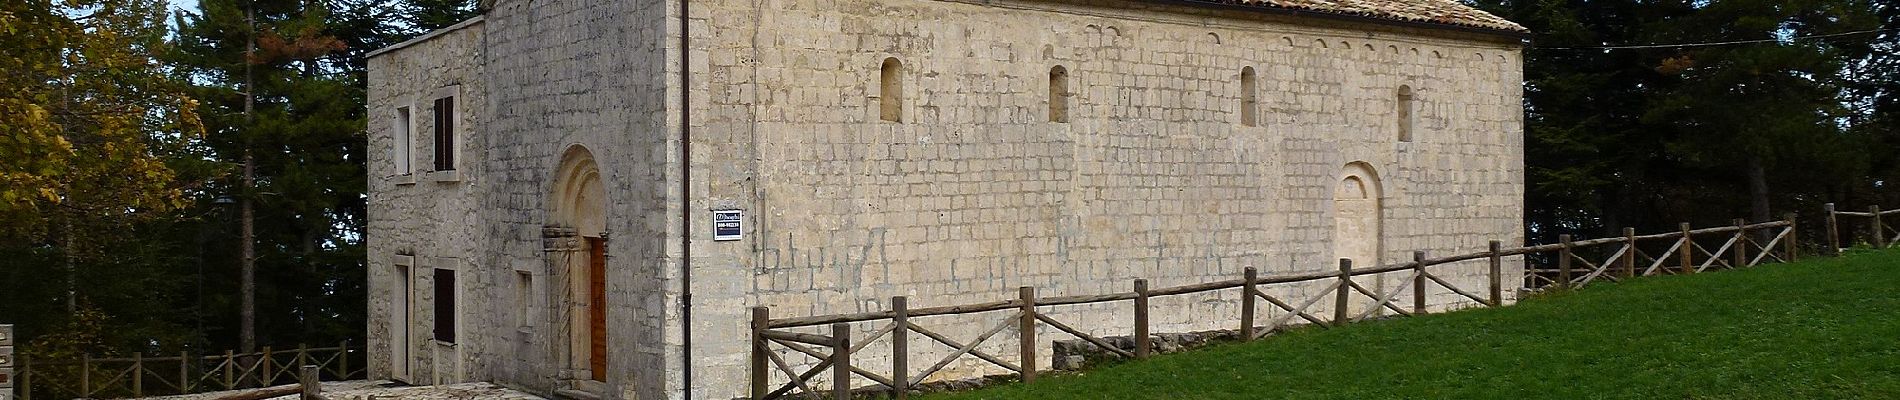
1154, 0, 1531, 41
366, 16, 486, 60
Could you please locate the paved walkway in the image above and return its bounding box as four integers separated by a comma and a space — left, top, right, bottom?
139, 380, 546, 400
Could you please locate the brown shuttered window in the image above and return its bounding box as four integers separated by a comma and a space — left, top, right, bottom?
434, 268, 456, 343
433, 97, 456, 171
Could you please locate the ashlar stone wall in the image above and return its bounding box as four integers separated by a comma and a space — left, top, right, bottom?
367, 0, 1525, 398
684, 0, 1526, 398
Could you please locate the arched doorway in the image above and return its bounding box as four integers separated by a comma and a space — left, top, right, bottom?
553, 145, 608, 383
1333, 162, 1383, 314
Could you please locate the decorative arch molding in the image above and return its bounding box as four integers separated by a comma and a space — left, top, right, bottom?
553, 144, 607, 237
549, 144, 611, 384
1333, 161, 1387, 317
1333, 161, 1384, 269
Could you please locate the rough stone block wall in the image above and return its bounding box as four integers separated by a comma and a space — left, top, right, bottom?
478, 0, 675, 397
686, 0, 1526, 398
369, 0, 1525, 398
365, 19, 488, 389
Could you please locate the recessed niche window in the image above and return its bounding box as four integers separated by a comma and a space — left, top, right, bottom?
1397, 85, 1415, 142
1240, 67, 1258, 127
880, 58, 903, 122
516, 271, 533, 328
1049, 66, 1069, 123
394, 106, 412, 175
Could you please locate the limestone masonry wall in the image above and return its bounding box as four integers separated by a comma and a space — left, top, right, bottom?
367, 0, 1525, 398
365, 19, 487, 390
685, 0, 1525, 397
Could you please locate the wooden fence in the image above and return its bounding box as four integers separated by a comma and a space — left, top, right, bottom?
1522, 217, 1797, 290
1825, 202, 1900, 253
11, 342, 363, 400
747, 216, 1801, 399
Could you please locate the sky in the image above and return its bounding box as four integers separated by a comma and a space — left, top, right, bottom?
170, 0, 199, 15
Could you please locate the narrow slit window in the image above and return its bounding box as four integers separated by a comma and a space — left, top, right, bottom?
880, 58, 903, 122
394, 107, 412, 174
516, 271, 533, 328
434, 268, 457, 343
1240, 67, 1258, 127
433, 96, 456, 171
1397, 85, 1414, 142
1049, 66, 1069, 123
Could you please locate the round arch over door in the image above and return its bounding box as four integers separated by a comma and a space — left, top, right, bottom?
1333, 161, 1383, 281
552, 145, 608, 383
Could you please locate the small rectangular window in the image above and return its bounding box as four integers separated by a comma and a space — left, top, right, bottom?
880, 58, 903, 122
394, 107, 413, 174
1049, 66, 1069, 123
433, 97, 456, 171
516, 271, 533, 327
434, 268, 456, 343
1240, 67, 1258, 127
1397, 86, 1415, 142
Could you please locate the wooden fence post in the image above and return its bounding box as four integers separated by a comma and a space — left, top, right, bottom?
19, 352, 30, 400
1240, 267, 1257, 340
1018, 286, 1037, 383
1679, 223, 1695, 275
223, 350, 235, 390
1733, 219, 1748, 269
1784, 213, 1800, 262
1825, 203, 1840, 255
1487, 241, 1503, 307
295, 344, 307, 381
81, 353, 91, 398
180, 350, 191, 394
339, 340, 350, 380
262, 346, 274, 386
135, 351, 144, 397
1874, 205, 1888, 249
1412, 251, 1427, 314
299, 365, 319, 400
1133, 279, 1150, 359
891, 297, 909, 399
831, 323, 851, 400
749, 306, 768, 400
1621, 228, 1637, 278
1334, 259, 1352, 325
19, 352, 29, 400
1558, 234, 1573, 288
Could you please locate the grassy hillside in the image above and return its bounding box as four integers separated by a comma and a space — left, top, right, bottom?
924, 249, 1900, 400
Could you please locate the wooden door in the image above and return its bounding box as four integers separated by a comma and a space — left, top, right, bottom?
586, 237, 608, 382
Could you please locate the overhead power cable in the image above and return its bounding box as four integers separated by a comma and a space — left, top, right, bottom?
1537, 27, 1896, 50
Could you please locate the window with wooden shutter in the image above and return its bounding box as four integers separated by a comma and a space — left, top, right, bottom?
434, 268, 456, 343
433, 96, 456, 171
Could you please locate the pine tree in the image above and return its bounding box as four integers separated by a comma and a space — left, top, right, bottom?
1472, 0, 1893, 240
170, 0, 385, 350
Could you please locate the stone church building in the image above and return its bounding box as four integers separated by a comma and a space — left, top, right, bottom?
363, 0, 1526, 398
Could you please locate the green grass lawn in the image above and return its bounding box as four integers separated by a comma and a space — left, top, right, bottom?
923, 248, 1900, 400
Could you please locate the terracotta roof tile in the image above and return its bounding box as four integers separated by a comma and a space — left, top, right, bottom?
1203, 0, 1529, 34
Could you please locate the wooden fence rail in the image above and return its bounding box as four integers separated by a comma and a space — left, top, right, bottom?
748, 216, 1803, 399
1826, 202, 1900, 254
12, 341, 363, 400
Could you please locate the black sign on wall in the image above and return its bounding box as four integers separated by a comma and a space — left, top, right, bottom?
713, 210, 743, 241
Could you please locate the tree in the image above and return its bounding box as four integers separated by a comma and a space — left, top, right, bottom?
0, 0, 209, 350
168, 0, 423, 351
400, 0, 477, 31
1472, 0, 1894, 242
